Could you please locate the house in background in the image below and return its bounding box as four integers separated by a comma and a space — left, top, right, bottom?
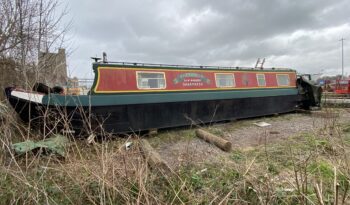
38, 48, 68, 87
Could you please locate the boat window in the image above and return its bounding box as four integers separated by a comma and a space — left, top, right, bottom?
137, 72, 166, 89
256, 74, 266, 86
276, 74, 290, 86
215, 73, 235, 88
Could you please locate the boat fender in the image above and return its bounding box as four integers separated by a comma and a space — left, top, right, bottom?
32, 83, 52, 94
52, 86, 64, 94
32, 83, 64, 94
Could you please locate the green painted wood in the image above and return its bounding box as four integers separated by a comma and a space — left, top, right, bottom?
93, 63, 295, 72
42, 88, 298, 107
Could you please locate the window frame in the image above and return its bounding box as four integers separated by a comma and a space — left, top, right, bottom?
256, 73, 266, 86
136, 71, 166, 90
215, 73, 236, 88
276, 74, 290, 86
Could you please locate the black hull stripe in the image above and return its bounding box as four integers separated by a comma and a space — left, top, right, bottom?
8, 94, 299, 134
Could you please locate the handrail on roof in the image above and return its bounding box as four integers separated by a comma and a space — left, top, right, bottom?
94, 61, 293, 71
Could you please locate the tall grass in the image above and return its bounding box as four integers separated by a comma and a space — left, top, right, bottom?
0, 100, 350, 204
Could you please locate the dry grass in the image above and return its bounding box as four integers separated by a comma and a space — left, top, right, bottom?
1, 102, 350, 204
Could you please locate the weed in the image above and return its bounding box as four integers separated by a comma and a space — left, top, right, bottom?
230, 149, 245, 162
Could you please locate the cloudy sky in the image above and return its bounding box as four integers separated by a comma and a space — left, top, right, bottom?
61, 0, 350, 78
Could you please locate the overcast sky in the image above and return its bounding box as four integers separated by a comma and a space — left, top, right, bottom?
61, 0, 350, 78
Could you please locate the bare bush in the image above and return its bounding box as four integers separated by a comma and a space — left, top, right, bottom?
0, 0, 70, 93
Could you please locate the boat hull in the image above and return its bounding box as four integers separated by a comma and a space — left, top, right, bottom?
88, 95, 298, 133
6, 90, 298, 134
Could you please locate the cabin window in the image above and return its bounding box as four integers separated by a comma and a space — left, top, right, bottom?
137, 72, 166, 89
215, 73, 235, 88
276, 74, 290, 86
256, 74, 266, 86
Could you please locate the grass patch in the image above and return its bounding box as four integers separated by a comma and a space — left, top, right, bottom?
2, 109, 350, 204
147, 128, 195, 148
230, 149, 245, 162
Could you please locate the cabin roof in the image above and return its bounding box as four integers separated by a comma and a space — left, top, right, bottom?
93, 61, 295, 72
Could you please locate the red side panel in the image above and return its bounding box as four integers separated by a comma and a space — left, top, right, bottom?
94, 67, 297, 93
97, 69, 138, 91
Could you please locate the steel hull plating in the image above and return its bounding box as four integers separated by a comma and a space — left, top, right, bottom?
7, 93, 298, 134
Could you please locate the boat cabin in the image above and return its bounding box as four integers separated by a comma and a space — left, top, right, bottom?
91, 62, 296, 94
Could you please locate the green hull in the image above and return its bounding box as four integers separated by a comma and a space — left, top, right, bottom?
43, 88, 298, 107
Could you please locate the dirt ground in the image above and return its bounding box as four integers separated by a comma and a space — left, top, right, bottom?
149, 109, 350, 169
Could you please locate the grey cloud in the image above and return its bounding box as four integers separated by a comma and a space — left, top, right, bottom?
62, 0, 350, 77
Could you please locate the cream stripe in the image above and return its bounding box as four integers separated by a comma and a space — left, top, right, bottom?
11, 91, 44, 103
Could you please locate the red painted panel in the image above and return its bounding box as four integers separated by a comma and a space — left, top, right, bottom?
97, 69, 138, 91
95, 67, 296, 93
265, 73, 277, 87
290, 74, 296, 86
166, 71, 216, 89
234, 72, 259, 87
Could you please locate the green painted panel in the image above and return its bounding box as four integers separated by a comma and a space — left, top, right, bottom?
42, 88, 298, 107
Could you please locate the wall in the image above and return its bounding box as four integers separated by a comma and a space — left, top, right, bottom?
0, 49, 68, 101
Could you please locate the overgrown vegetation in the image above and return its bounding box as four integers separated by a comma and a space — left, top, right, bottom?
0, 0, 70, 100
0, 105, 349, 204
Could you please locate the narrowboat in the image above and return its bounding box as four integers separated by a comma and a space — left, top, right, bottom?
5, 58, 322, 135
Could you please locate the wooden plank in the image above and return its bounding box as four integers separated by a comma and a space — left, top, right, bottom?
139, 139, 170, 171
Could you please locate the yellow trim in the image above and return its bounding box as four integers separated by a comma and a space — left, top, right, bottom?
94, 69, 102, 93
136, 71, 167, 90
94, 66, 296, 93
94, 86, 296, 93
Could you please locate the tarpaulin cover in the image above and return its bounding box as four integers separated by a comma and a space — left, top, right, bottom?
11, 135, 69, 157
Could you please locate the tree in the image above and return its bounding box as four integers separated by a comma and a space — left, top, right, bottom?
0, 0, 70, 91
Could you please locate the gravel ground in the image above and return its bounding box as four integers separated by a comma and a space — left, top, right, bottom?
154, 109, 350, 169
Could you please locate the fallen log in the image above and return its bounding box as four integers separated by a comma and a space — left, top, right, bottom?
139, 139, 170, 171
195, 129, 232, 152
